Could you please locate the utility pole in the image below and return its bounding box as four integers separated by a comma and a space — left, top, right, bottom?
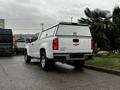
40, 23, 44, 31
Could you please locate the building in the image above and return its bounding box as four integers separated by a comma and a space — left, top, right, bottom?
0, 19, 5, 29
14, 34, 34, 41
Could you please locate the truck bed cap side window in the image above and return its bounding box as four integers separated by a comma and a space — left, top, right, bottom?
40, 27, 56, 39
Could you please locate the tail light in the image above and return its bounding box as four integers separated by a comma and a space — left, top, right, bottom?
53, 38, 59, 50
91, 38, 96, 49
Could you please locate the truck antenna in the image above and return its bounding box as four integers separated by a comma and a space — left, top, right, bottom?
40, 23, 44, 31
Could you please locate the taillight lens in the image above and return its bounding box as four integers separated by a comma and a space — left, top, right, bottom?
91, 39, 96, 49
53, 38, 59, 50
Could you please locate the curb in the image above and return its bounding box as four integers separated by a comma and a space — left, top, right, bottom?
84, 65, 120, 76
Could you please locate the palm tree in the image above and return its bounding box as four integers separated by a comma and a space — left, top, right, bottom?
112, 6, 120, 50
78, 8, 112, 50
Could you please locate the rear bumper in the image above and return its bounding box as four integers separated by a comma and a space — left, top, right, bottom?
53, 53, 93, 61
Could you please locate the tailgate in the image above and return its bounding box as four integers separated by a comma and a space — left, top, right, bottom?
57, 36, 92, 53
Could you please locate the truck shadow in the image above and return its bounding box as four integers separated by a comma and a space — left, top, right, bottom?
29, 61, 84, 73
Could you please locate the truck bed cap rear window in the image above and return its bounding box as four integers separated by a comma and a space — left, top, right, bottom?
56, 25, 91, 36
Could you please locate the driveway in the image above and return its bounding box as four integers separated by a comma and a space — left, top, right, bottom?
0, 56, 120, 90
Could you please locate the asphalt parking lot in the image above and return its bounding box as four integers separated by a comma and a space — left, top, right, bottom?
0, 56, 120, 90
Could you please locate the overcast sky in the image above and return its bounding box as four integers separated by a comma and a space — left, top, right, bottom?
0, 0, 119, 34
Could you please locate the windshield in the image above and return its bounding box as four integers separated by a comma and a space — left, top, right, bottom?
56, 25, 91, 36
0, 34, 12, 43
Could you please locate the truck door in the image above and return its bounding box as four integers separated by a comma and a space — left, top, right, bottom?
29, 33, 40, 57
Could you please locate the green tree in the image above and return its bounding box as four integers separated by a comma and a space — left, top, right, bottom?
112, 6, 120, 50
78, 8, 112, 50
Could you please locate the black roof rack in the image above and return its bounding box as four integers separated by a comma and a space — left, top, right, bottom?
43, 22, 89, 32
59, 22, 88, 26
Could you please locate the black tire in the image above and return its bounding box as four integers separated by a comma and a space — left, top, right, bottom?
72, 60, 85, 69
40, 51, 54, 71
24, 50, 31, 63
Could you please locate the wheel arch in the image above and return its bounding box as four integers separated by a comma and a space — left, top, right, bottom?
40, 47, 53, 59
40, 48, 46, 58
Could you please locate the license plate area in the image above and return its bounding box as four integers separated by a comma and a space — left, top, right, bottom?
70, 53, 84, 58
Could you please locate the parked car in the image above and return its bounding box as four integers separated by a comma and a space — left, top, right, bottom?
0, 28, 13, 55
24, 22, 94, 70
15, 39, 26, 55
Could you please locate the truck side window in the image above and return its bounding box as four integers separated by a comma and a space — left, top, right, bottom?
31, 33, 39, 42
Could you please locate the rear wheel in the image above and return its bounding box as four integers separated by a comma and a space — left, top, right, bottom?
40, 51, 54, 71
24, 50, 31, 63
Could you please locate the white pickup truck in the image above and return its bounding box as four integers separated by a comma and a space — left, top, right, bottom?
24, 22, 94, 70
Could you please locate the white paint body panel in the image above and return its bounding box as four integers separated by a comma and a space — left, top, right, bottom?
25, 24, 93, 60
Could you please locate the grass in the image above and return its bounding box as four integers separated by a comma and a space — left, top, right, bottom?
86, 54, 120, 71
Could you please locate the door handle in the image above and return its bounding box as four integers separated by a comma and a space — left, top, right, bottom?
73, 39, 79, 42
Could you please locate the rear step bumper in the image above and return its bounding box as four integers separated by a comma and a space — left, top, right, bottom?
53, 53, 93, 61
